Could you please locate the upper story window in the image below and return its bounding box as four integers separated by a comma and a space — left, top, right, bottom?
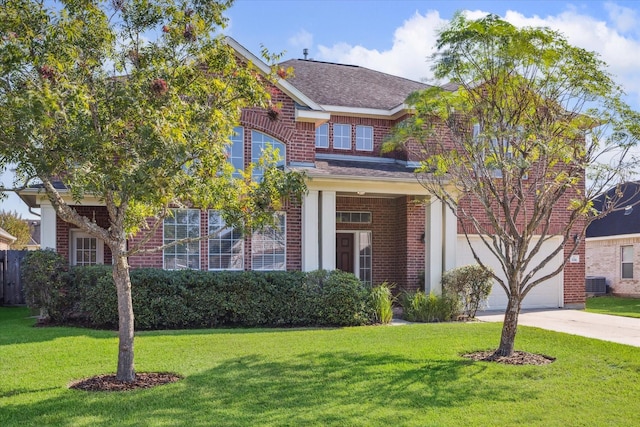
333, 124, 351, 150
622, 245, 634, 279
208, 210, 243, 270
315, 123, 329, 148
228, 126, 244, 177
356, 125, 373, 151
472, 123, 525, 179
251, 130, 286, 180
163, 209, 201, 270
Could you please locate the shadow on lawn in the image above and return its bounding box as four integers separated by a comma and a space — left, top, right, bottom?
1, 351, 539, 426
0, 307, 116, 346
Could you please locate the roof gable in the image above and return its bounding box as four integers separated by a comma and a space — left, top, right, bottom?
279, 59, 430, 111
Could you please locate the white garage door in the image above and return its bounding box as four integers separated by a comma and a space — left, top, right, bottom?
456, 235, 564, 310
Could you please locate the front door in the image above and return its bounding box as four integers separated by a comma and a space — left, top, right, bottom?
336, 233, 354, 274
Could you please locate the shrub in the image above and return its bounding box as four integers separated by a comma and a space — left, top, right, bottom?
55, 268, 372, 329
441, 264, 493, 318
369, 282, 395, 324
400, 290, 458, 323
21, 250, 68, 321
308, 269, 371, 326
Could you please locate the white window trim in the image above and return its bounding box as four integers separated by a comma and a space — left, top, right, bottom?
315, 123, 329, 148
70, 230, 104, 266
208, 210, 244, 271
355, 125, 373, 152
251, 213, 286, 271
622, 245, 634, 279
229, 126, 244, 177
163, 209, 201, 270
333, 124, 352, 150
251, 130, 286, 180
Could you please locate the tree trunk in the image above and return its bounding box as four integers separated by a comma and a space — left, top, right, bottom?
113, 247, 136, 382
494, 293, 522, 357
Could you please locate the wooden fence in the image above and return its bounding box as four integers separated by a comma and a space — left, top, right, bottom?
1, 250, 28, 306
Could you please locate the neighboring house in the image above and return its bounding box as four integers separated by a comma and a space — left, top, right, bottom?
0, 226, 16, 250
18, 37, 586, 310
22, 220, 41, 251
586, 182, 640, 297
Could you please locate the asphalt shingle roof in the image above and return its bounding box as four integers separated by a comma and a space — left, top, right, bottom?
587, 181, 640, 237
280, 59, 430, 110
306, 159, 418, 181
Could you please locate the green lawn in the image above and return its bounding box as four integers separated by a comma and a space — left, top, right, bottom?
1, 307, 639, 426
586, 296, 640, 318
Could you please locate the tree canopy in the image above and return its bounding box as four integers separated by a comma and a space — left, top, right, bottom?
0, 210, 31, 248
385, 13, 640, 357
0, 0, 306, 381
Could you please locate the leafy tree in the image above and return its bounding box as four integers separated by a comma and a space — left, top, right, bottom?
0, 210, 31, 248
0, 0, 305, 381
386, 13, 640, 357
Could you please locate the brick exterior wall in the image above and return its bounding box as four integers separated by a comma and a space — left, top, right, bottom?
335, 195, 425, 290
587, 236, 640, 297
49, 77, 585, 304
56, 206, 113, 265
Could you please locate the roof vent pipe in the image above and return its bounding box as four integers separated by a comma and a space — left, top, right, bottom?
303, 48, 308, 60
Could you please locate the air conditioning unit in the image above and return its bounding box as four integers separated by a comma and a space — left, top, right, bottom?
585, 276, 607, 295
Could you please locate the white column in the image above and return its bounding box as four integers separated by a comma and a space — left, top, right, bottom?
424, 198, 443, 295
302, 190, 319, 271
40, 202, 57, 251
320, 190, 336, 270
443, 203, 457, 272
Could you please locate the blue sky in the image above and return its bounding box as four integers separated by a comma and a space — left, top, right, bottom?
3, 0, 640, 219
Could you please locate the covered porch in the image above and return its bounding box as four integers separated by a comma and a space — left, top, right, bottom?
301, 158, 458, 293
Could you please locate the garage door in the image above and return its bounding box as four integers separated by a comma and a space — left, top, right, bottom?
456, 235, 563, 310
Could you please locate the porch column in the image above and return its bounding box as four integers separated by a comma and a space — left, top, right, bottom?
424, 198, 443, 295
40, 202, 57, 251
443, 203, 457, 272
302, 190, 319, 271
320, 190, 336, 270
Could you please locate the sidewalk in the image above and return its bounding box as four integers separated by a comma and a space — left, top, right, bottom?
475, 309, 640, 347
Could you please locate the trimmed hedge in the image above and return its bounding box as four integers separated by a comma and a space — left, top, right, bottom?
50, 267, 372, 329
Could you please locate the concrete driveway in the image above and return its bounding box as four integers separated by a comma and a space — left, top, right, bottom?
475, 309, 640, 347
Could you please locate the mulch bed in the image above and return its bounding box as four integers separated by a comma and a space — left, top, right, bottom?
69, 372, 182, 392
462, 350, 555, 365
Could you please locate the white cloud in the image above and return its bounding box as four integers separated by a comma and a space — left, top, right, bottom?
604, 2, 638, 33
503, 8, 640, 106
314, 6, 640, 108
288, 29, 313, 52
316, 10, 447, 84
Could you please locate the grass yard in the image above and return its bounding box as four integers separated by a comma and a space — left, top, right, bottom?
586, 296, 640, 318
1, 307, 639, 426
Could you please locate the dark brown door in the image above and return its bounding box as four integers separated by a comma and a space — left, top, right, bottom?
336, 233, 354, 273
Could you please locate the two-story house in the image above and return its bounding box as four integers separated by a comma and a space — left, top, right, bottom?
19, 37, 585, 310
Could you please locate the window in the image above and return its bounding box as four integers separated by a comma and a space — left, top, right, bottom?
251, 213, 286, 271
228, 126, 244, 177
472, 123, 525, 179
251, 130, 286, 180
208, 211, 243, 270
163, 209, 201, 270
315, 123, 329, 148
359, 231, 372, 285
336, 211, 372, 224
356, 125, 373, 151
622, 245, 634, 279
333, 124, 351, 150
70, 231, 104, 266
